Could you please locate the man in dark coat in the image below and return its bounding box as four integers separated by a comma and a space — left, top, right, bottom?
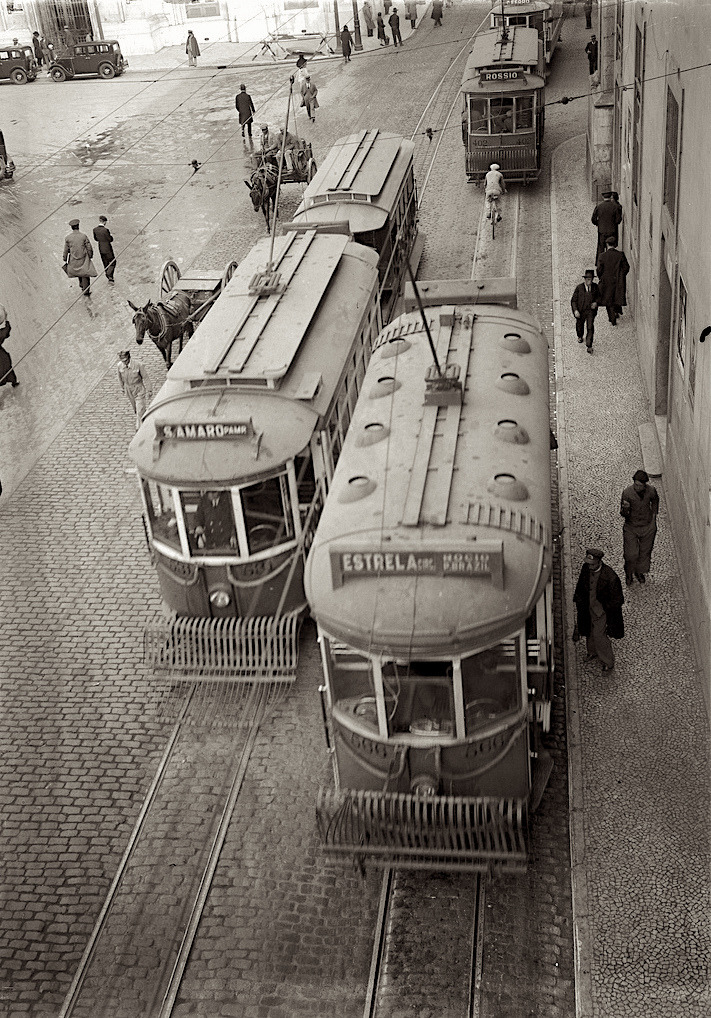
32, 31, 44, 65
585, 35, 598, 75
584, 0, 593, 29
93, 215, 116, 283
573, 549, 624, 671
620, 469, 659, 584
597, 237, 630, 325
63, 219, 97, 296
389, 8, 403, 46
0, 304, 19, 388
571, 269, 600, 353
235, 83, 256, 139
432, 1, 444, 27
591, 191, 622, 260
376, 13, 389, 45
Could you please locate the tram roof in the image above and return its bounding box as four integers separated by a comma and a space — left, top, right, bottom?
462, 27, 543, 92
293, 129, 415, 234
495, 1, 552, 14
305, 299, 553, 657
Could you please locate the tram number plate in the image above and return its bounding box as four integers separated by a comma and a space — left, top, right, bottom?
330, 542, 504, 589
481, 70, 524, 81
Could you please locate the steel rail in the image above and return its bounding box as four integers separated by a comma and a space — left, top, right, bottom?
362, 868, 394, 1018
468, 875, 486, 1018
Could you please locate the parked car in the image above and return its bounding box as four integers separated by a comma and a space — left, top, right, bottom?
0, 45, 38, 84
49, 40, 128, 82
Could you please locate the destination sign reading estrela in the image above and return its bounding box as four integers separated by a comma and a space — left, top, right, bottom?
330, 542, 504, 589
481, 69, 524, 81
158, 422, 250, 441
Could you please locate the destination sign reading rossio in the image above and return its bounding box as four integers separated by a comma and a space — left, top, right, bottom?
481, 69, 524, 81
330, 542, 504, 589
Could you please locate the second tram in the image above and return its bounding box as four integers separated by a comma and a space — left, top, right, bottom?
305, 281, 555, 872
489, 1, 564, 73
461, 26, 545, 183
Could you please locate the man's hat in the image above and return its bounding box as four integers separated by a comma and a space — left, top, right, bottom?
240, 83, 246, 90
633, 469, 649, 483
583, 269, 595, 278
602, 191, 612, 198
99, 215, 107, 222
118, 349, 130, 358
69, 218, 80, 227
605, 235, 617, 245
585, 548, 605, 560
261, 123, 269, 130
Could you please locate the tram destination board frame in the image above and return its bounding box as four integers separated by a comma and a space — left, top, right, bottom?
329, 541, 504, 589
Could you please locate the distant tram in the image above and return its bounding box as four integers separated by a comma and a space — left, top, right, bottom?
291, 129, 420, 322
489, 1, 564, 72
461, 25, 545, 183
306, 280, 555, 873
129, 229, 380, 679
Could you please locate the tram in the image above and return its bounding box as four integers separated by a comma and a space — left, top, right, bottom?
461, 26, 545, 183
489, 1, 564, 72
291, 129, 421, 323
305, 280, 555, 873
129, 229, 380, 679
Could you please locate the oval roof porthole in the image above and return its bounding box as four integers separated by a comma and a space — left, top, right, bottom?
379, 338, 412, 359
487, 472, 529, 501
500, 332, 531, 354
369, 375, 401, 399
496, 372, 530, 395
494, 419, 530, 444
356, 421, 390, 447
338, 474, 377, 503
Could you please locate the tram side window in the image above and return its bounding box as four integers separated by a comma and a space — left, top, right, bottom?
382, 661, 455, 737
329, 645, 378, 730
490, 98, 514, 133
294, 451, 317, 510
143, 480, 181, 551
515, 96, 534, 131
241, 473, 295, 555
461, 643, 521, 732
181, 490, 238, 556
469, 97, 489, 134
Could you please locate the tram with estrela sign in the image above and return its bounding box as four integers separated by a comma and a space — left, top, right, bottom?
290, 129, 421, 323
489, 1, 564, 73
461, 25, 545, 183
129, 228, 380, 680
305, 279, 555, 873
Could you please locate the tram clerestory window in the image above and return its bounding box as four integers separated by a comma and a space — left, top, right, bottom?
182, 489, 238, 556
143, 480, 181, 551
461, 642, 522, 732
382, 661, 455, 738
241, 473, 294, 556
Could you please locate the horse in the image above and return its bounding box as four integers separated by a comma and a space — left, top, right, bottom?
128, 292, 193, 368
245, 161, 278, 231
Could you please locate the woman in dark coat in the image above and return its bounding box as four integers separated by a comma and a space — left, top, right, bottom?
341, 25, 352, 62
573, 549, 624, 670
0, 306, 18, 387
376, 13, 389, 45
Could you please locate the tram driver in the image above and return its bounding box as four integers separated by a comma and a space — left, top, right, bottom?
190, 490, 238, 554
484, 162, 507, 221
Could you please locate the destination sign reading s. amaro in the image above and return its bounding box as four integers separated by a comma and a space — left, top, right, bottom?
330, 541, 504, 590
157, 421, 251, 441
481, 69, 524, 82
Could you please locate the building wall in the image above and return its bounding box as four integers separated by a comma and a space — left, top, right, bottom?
615, 0, 711, 694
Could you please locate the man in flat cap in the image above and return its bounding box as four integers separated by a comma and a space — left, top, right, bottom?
597, 236, 630, 326
571, 269, 600, 353
591, 190, 622, 261
117, 349, 150, 430
63, 219, 97, 296
573, 549, 624, 671
620, 469, 659, 584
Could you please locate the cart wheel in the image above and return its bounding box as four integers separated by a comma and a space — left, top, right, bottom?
11, 68, 28, 84
220, 260, 239, 290
159, 258, 181, 298
306, 159, 317, 182
50, 66, 67, 82
98, 62, 116, 79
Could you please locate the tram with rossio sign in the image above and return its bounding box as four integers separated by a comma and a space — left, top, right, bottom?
489, 1, 564, 74
461, 25, 545, 183
305, 278, 555, 873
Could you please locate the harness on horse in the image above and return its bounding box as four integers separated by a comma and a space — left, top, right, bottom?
142, 291, 192, 340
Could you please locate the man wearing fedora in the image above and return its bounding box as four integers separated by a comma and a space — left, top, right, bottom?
573, 549, 625, 671
620, 469, 659, 584
63, 219, 97, 296
571, 269, 600, 353
591, 189, 622, 261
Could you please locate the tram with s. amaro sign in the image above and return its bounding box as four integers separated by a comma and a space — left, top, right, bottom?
129, 228, 380, 680
290, 129, 421, 323
305, 279, 555, 873
489, 1, 564, 73
461, 25, 545, 183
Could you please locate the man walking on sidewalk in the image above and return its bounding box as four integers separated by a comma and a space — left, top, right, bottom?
592, 190, 622, 261
573, 549, 625, 672
389, 8, 403, 46
584, 0, 594, 30
93, 216, 116, 283
620, 469, 659, 584
585, 35, 598, 75
118, 350, 150, 430
571, 269, 600, 353
597, 237, 630, 326
235, 84, 255, 140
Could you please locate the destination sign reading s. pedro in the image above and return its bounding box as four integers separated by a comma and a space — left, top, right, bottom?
330, 542, 504, 589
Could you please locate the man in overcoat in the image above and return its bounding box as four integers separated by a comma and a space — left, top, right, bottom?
389, 8, 403, 46
584, 0, 593, 29
585, 35, 598, 75
620, 469, 659, 584
573, 549, 624, 671
186, 30, 200, 67
591, 190, 622, 261
235, 83, 256, 139
93, 215, 116, 282
63, 219, 97, 296
571, 269, 600, 352
596, 237, 630, 325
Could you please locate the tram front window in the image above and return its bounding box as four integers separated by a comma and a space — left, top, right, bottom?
461, 642, 522, 732
382, 661, 454, 738
469, 97, 488, 134
143, 480, 180, 551
515, 96, 534, 131
329, 645, 378, 731
241, 473, 294, 555
182, 490, 238, 556
490, 98, 514, 133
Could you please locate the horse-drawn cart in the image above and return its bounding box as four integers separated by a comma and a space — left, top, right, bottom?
249, 141, 317, 185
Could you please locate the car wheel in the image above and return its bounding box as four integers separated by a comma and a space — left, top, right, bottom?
10, 68, 28, 84
50, 66, 67, 82
98, 62, 115, 79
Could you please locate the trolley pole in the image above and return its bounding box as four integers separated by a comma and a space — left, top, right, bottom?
351, 1, 363, 50
266, 78, 294, 274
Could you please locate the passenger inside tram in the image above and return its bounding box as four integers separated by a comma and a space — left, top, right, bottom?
490, 99, 514, 133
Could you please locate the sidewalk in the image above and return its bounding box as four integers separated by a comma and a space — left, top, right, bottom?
551, 137, 710, 1016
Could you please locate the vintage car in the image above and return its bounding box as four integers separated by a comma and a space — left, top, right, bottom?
49, 40, 128, 81
0, 45, 38, 84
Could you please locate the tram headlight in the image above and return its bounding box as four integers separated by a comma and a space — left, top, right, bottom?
410, 774, 438, 797
209, 587, 232, 609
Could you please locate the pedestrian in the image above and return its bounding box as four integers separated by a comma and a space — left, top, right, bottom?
384, 0, 392, 12
296, 52, 307, 72
362, 2, 375, 37
93, 215, 116, 283
235, 83, 256, 140
62, 24, 75, 48
43, 40, 54, 69
376, 12, 389, 45
585, 34, 598, 75
405, 1, 417, 29
591, 190, 622, 261
32, 30, 44, 65
341, 25, 352, 62
186, 30, 200, 68
584, 0, 593, 30
389, 8, 403, 46
432, 1, 444, 27
118, 350, 150, 430
620, 469, 659, 585
572, 549, 624, 672
571, 269, 600, 354
0, 305, 19, 388
300, 75, 319, 122
62, 219, 97, 297
596, 237, 629, 326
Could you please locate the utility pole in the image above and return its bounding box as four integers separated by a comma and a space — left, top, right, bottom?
351, 1, 363, 51
333, 1, 341, 38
